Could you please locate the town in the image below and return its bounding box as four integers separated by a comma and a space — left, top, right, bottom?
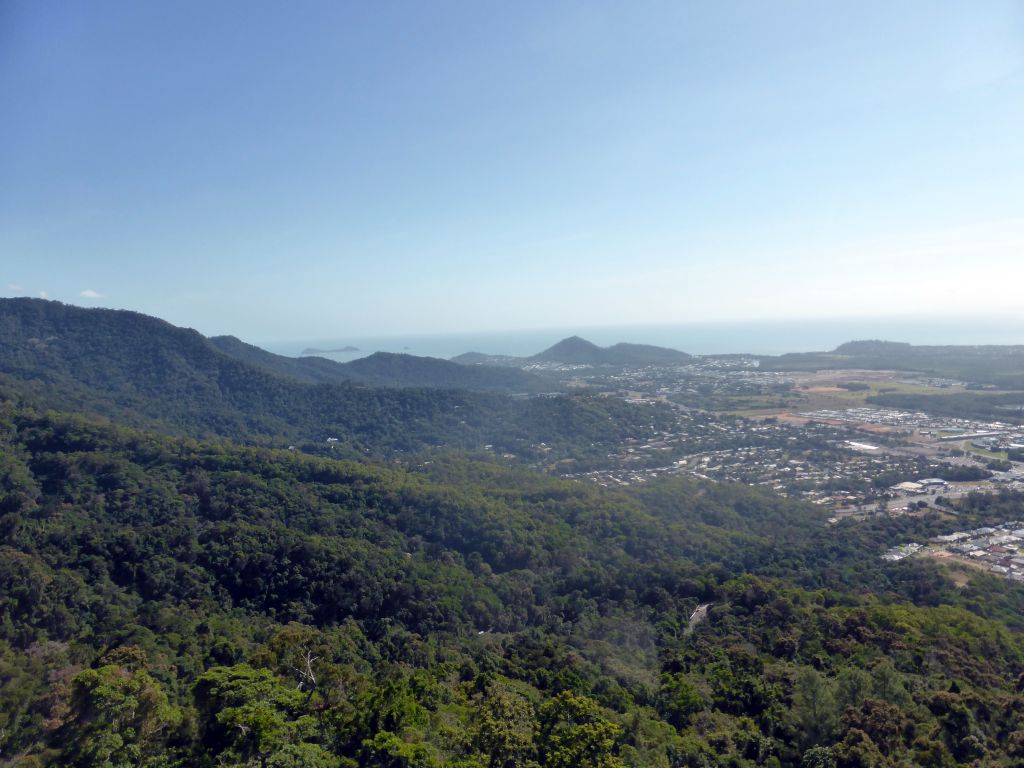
884, 520, 1024, 583
520, 358, 1024, 517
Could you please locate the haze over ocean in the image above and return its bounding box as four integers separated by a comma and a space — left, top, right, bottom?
272, 316, 1024, 361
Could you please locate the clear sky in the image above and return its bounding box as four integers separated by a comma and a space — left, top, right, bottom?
2, 1, 1023, 343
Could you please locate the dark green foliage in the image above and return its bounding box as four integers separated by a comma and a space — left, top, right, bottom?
61, 664, 179, 768
3, 400, 1024, 765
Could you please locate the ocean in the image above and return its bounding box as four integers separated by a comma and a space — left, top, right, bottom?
265, 316, 1024, 362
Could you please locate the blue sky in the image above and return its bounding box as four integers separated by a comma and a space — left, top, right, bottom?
2, 1, 1023, 342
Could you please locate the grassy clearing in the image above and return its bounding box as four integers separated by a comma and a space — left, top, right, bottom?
788, 378, 952, 411
962, 443, 1009, 461
727, 408, 792, 418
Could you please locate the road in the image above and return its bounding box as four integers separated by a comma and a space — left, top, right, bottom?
684, 603, 712, 636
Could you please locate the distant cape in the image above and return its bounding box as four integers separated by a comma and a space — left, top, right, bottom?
301, 345, 360, 355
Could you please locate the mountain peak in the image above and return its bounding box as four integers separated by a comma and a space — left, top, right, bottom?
532, 337, 605, 364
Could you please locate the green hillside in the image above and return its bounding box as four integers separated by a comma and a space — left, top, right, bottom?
3, 401, 1024, 765
0, 299, 667, 457
210, 336, 553, 392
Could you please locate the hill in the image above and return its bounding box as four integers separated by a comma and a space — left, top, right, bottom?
339, 351, 553, 391
4, 402, 1024, 765
761, 338, 1024, 388
450, 350, 529, 367
209, 334, 364, 385
832, 339, 914, 355
603, 341, 694, 366
0, 298, 667, 456
210, 336, 552, 392
451, 336, 692, 368
532, 335, 692, 366
532, 335, 607, 364
452, 337, 692, 368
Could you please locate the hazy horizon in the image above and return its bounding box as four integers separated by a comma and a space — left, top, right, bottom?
262, 314, 1024, 360
5, 293, 1024, 357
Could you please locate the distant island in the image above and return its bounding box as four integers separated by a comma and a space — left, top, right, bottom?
300, 345, 360, 355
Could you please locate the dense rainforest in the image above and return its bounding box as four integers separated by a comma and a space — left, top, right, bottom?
4, 401, 1024, 766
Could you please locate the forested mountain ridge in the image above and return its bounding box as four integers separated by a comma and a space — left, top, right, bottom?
209, 335, 553, 392
339, 351, 552, 392
208, 334, 369, 385
0, 298, 665, 456
4, 401, 1024, 765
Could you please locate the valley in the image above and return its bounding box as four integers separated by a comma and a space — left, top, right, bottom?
456, 341, 1024, 518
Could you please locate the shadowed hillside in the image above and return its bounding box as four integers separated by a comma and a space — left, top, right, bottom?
0, 298, 669, 456
210, 335, 554, 392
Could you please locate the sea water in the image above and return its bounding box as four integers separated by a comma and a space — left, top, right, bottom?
263, 316, 1024, 363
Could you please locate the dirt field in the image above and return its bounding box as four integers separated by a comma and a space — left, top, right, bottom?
926, 550, 992, 588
